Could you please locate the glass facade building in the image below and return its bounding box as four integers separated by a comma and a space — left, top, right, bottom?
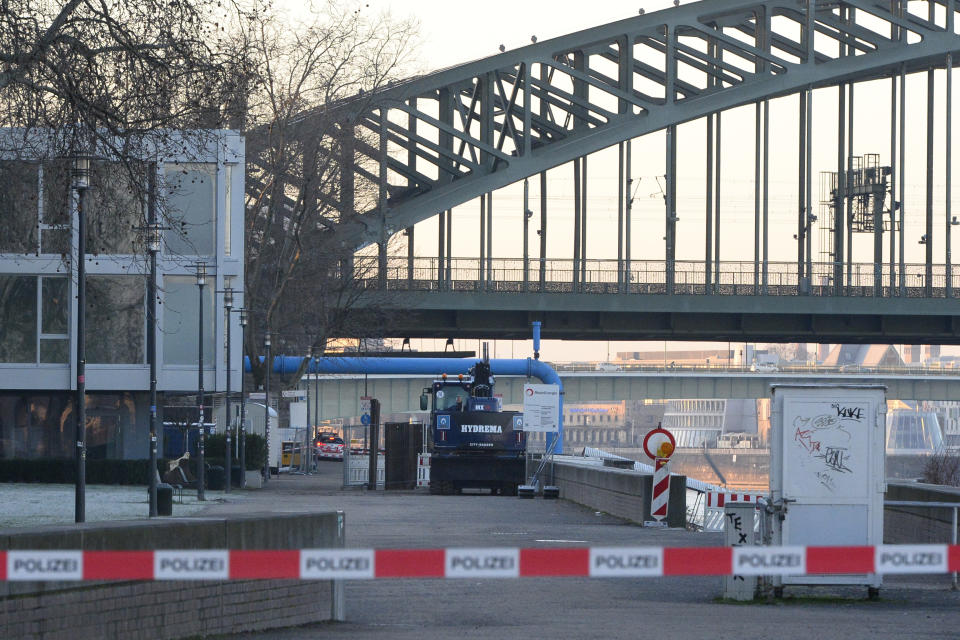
0, 131, 245, 460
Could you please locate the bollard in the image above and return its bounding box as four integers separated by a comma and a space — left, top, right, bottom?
721, 502, 757, 601
331, 579, 345, 621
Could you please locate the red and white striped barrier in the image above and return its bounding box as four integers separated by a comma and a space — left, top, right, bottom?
417, 453, 431, 488
650, 458, 670, 521
706, 492, 764, 508
703, 492, 766, 533
2, 545, 957, 581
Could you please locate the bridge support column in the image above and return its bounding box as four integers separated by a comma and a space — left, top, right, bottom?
539, 170, 547, 291
798, 92, 806, 289
947, 51, 954, 298
573, 158, 581, 292
619, 142, 631, 294
523, 177, 530, 292
899, 62, 906, 296
666, 126, 676, 295
926, 56, 935, 298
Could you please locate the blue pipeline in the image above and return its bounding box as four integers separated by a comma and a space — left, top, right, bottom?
244, 355, 564, 450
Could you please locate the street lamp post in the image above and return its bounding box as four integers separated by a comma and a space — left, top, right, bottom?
238, 308, 248, 488
306, 345, 313, 473
223, 288, 233, 494
264, 330, 271, 483
144, 166, 161, 517
195, 261, 207, 501
73, 154, 90, 524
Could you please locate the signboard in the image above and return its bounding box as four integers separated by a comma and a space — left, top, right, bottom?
289, 402, 307, 429
522, 384, 560, 432
282, 389, 307, 399
248, 392, 266, 401
360, 396, 372, 426
642, 426, 676, 460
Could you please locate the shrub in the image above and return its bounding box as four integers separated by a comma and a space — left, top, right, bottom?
921, 450, 960, 486
0, 459, 170, 485
205, 433, 266, 471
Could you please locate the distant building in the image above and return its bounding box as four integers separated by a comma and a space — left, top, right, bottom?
886, 401, 944, 453
821, 344, 903, 368
660, 398, 760, 448
615, 349, 731, 366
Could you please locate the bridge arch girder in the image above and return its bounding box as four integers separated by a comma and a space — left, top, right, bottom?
265, 0, 960, 251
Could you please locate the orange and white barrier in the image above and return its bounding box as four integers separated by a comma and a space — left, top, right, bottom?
2, 545, 957, 581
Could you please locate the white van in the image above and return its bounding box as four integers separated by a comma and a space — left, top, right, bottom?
595, 363, 621, 372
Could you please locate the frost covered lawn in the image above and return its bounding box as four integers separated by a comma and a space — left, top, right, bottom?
0, 483, 244, 528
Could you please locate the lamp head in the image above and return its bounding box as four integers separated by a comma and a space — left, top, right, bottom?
223, 287, 233, 309
195, 262, 207, 287
147, 222, 162, 253
72, 155, 91, 189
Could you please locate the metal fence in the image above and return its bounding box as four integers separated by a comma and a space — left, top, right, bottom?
342, 423, 384, 488
351, 256, 960, 298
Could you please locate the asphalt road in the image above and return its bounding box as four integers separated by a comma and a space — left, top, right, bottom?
201, 463, 959, 640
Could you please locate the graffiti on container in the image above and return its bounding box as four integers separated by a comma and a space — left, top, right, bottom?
726, 512, 747, 580
816, 471, 836, 492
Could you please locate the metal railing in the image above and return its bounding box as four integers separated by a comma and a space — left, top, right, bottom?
550, 362, 960, 377
351, 256, 960, 299
884, 500, 959, 590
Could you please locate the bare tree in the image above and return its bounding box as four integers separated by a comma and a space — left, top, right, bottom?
241, 2, 417, 389
0, 0, 254, 248
763, 343, 798, 363
922, 449, 960, 487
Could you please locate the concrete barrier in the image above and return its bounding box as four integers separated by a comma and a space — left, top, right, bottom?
0, 511, 344, 640
551, 461, 687, 528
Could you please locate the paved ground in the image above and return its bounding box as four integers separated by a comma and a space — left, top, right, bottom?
198, 463, 959, 640
0, 482, 233, 528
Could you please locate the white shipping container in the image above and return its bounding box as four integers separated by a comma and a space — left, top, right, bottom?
770, 384, 886, 590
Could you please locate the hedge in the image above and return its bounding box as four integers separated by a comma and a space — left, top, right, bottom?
204, 433, 266, 471
0, 458, 169, 485
0, 435, 268, 484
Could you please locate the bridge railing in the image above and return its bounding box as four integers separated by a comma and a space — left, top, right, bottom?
354, 256, 960, 298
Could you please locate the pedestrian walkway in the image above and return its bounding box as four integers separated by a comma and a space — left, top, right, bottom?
200, 465, 959, 640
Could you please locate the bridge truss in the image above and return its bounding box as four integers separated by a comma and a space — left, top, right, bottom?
250, 0, 960, 342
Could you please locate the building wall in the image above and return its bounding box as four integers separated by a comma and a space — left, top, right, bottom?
0, 132, 245, 459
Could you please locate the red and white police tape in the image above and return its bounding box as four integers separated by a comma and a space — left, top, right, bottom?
1, 545, 958, 581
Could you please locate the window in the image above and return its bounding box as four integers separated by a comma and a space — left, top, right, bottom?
40, 277, 69, 363
86, 161, 142, 254
164, 163, 216, 256
0, 275, 69, 364
87, 276, 145, 364
0, 161, 39, 253
0, 276, 37, 362
224, 165, 232, 255
42, 160, 72, 255
163, 275, 214, 365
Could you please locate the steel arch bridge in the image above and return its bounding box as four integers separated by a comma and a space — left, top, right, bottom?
250, 0, 960, 343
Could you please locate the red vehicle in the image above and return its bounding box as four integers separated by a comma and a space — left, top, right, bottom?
315, 433, 344, 461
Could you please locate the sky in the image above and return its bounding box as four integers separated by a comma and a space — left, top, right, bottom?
275, 1, 960, 361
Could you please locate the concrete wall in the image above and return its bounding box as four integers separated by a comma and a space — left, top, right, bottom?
551, 461, 686, 528
0, 512, 343, 640
884, 482, 960, 544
